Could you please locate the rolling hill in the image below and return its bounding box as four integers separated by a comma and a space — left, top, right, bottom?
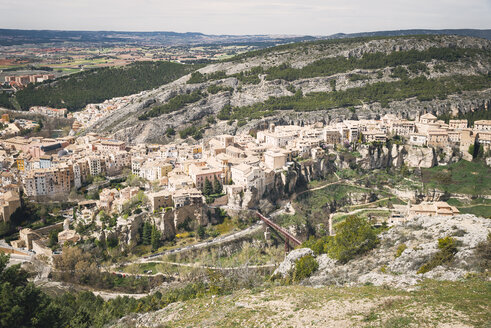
82, 34, 490, 144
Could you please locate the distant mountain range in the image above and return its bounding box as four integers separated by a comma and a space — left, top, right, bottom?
0, 29, 315, 46
326, 29, 491, 40
0, 28, 490, 47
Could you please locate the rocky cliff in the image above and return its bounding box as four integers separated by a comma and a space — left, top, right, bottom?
85, 35, 491, 144
231, 143, 439, 211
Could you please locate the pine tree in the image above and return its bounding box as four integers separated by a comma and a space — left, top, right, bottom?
151, 225, 160, 251
203, 177, 213, 196
196, 225, 206, 240
213, 176, 223, 194
142, 222, 152, 245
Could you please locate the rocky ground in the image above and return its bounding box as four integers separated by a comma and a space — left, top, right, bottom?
273, 214, 490, 289
110, 279, 489, 328
108, 214, 490, 327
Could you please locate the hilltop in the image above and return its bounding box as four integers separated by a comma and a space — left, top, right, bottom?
76, 34, 491, 144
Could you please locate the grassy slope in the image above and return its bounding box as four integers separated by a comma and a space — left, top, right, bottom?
421, 160, 491, 196
116, 278, 490, 328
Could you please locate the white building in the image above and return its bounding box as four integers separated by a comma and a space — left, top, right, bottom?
408, 133, 427, 146
264, 151, 287, 170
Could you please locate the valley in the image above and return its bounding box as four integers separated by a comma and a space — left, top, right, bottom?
0, 30, 490, 328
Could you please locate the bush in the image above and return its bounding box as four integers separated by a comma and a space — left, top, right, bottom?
292, 255, 319, 282
139, 90, 205, 120
328, 216, 379, 263
474, 232, 491, 271
395, 244, 407, 258
179, 125, 203, 140
302, 235, 331, 255
417, 236, 457, 274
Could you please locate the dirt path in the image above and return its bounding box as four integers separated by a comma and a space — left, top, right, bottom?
112, 261, 276, 275
114, 222, 263, 269
37, 280, 150, 300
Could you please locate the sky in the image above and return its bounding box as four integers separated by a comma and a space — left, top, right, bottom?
0, 0, 490, 35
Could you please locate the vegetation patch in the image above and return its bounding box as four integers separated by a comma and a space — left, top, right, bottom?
417, 236, 458, 274
216, 74, 491, 120
302, 216, 379, 263
138, 90, 206, 120
422, 160, 491, 195
11, 61, 196, 111
207, 84, 234, 94
395, 244, 407, 258
292, 255, 319, 282
474, 233, 491, 271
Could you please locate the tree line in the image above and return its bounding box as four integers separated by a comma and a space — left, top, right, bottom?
264, 47, 488, 81
217, 74, 491, 121
8, 61, 197, 111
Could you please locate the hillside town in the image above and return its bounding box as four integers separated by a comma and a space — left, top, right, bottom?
0, 109, 489, 260
1, 8, 491, 325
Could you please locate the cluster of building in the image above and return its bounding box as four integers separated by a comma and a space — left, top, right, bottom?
4, 74, 55, 88
0, 113, 40, 137
318, 113, 490, 157
10, 218, 80, 258
404, 113, 491, 158
0, 110, 487, 261
390, 201, 461, 225
0, 113, 488, 217
29, 106, 67, 118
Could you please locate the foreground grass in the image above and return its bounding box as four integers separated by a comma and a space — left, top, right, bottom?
115, 278, 490, 328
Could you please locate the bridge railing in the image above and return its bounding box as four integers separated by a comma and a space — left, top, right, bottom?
256, 212, 301, 246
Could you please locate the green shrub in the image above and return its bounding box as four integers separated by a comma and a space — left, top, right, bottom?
390, 66, 409, 79
395, 244, 407, 258
417, 236, 457, 274
179, 125, 204, 140
207, 84, 234, 94
328, 216, 379, 263
302, 235, 331, 255
292, 255, 319, 282
474, 232, 491, 271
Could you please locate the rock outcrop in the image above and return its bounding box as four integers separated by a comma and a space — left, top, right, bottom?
235, 143, 439, 211
273, 248, 314, 278
274, 214, 491, 289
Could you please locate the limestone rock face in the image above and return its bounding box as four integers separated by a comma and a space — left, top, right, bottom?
302, 214, 490, 288
228, 143, 441, 212
273, 248, 314, 278
404, 146, 436, 168
158, 211, 176, 240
